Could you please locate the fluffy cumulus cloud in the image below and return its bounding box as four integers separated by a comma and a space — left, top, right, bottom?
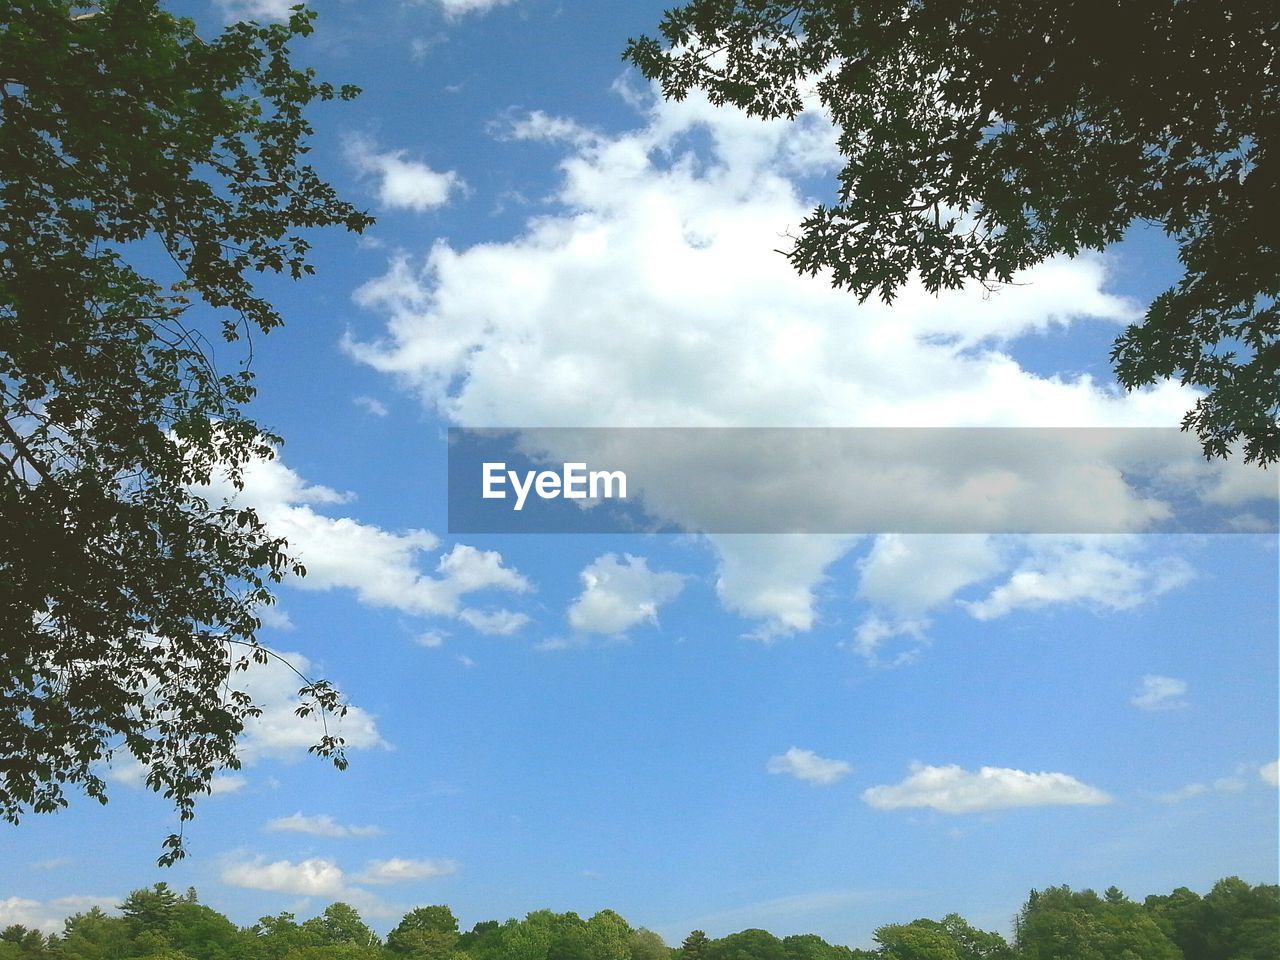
222, 855, 457, 903
234, 650, 388, 764
0, 896, 116, 935
205, 453, 530, 631
346, 136, 463, 212
222, 857, 347, 897
566, 553, 685, 636
712, 534, 855, 639
1131, 674, 1190, 711
857, 535, 1006, 616
347, 83, 1209, 635
98, 646, 386, 789
209, 774, 248, 795
265, 813, 384, 838
862, 763, 1112, 813
766, 747, 853, 786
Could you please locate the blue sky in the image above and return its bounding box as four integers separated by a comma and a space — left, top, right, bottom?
2, 0, 1277, 949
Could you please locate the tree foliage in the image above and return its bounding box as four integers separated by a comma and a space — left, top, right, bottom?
1015, 885, 1181, 960
624, 0, 1279, 463
0, 879, 1274, 960
0, 0, 372, 862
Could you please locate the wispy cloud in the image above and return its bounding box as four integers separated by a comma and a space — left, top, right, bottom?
354, 395, 389, 417
1260, 759, 1279, 787
1131, 675, 1189, 711
214, 0, 295, 22
354, 858, 459, 884
1155, 777, 1245, 804
265, 813, 384, 839
766, 747, 853, 786
435, 0, 518, 19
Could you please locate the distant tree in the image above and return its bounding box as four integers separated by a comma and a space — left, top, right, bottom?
243, 912, 319, 960
167, 901, 243, 960
0, 0, 372, 863
873, 923, 961, 960
625, 0, 1279, 463
459, 921, 503, 956
629, 928, 670, 960
704, 929, 787, 960
1016, 885, 1180, 960
0, 926, 47, 960
781, 933, 859, 960
301, 904, 380, 950
1144, 886, 1210, 960
583, 911, 633, 960
57, 908, 134, 960
121, 883, 180, 939
680, 931, 711, 960
388, 906, 462, 959
1196, 876, 1280, 960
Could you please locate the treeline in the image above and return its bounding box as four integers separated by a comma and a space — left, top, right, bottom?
0, 876, 1275, 960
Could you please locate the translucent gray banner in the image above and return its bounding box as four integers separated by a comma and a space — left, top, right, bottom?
447, 428, 1278, 534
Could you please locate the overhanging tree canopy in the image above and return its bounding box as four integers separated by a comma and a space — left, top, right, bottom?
0, 0, 372, 862
624, 0, 1278, 463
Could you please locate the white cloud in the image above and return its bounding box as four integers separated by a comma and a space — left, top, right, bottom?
346, 136, 463, 212
354, 858, 460, 884
255, 603, 295, 631
849, 615, 930, 664
566, 553, 684, 636
711, 534, 854, 639
459, 607, 530, 635
207, 453, 530, 624
223, 854, 458, 900
1261, 760, 1279, 787
1156, 782, 1209, 803
435, 0, 517, 17
766, 747, 853, 786
354, 395, 389, 417
1156, 777, 1247, 803
30, 858, 72, 871
209, 774, 248, 795
234, 650, 388, 764
1131, 675, 1190, 711
265, 813, 383, 838
222, 857, 348, 897
415, 630, 448, 648
863, 763, 1112, 813
963, 537, 1193, 621
347, 85, 1204, 633
857, 535, 1004, 616
848, 534, 1002, 659
0, 896, 116, 935
215, 0, 295, 22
